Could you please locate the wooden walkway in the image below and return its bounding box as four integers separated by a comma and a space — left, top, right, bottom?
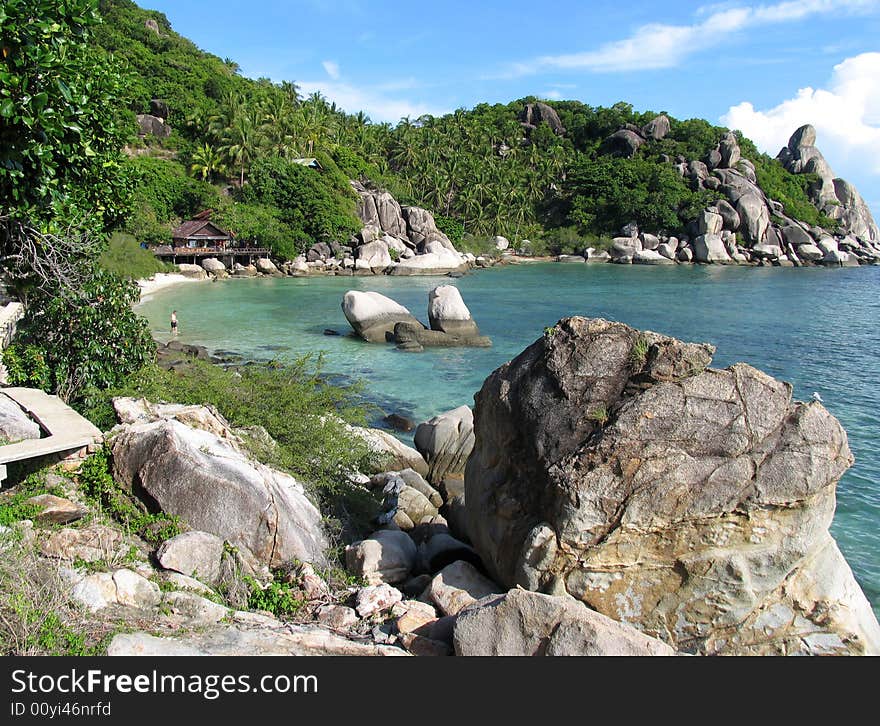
0, 387, 103, 483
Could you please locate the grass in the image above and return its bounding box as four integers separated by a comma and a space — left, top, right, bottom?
0, 528, 111, 655
0, 470, 66, 526
629, 335, 650, 370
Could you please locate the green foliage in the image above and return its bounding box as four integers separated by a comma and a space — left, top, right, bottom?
1, 344, 51, 391
563, 154, 712, 235
245, 572, 304, 617
434, 215, 464, 245
212, 201, 301, 260
587, 405, 609, 426
76, 448, 181, 546
120, 156, 220, 244
14, 268, 155, 401
99, 232, 171, 278
0, 0, 133, 238
0, 470, 54, 526
243, 156, 360, 245
752, 154, 837, 229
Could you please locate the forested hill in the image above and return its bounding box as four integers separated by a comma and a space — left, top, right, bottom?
93, 0, 876, 260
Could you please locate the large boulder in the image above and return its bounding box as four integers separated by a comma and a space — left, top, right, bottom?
0, 393, 41, 442
355, 187, 408, 240
177, 263, 207, 280
136, 113, 171, 138
641, 114, 670, 141
156, 531, 225, 587
201, 258, 226, 274
719, 131, 741, 168
830, 179, 879, 242
391, 249, 467, 276
341, 291, 423, 343
736, 194, 771, 245
464, 317, 880, 655
347, 425, 429, 478
345, 529, 418, 585
633, 249, 674, 265
355, 240, 393, 270
110, 402, 329, 568
519, 102, 566, 136
402, 207, 454, 251
454, 589, 675, 656
692, 234, 732, 263
604, 129, 644, 157
413, 405, 475, 485
427, 286, 480, 338
254, 258, 280, 276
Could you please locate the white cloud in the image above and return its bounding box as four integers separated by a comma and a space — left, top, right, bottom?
722, 52, 880, 209
297, 80, 445, 123
321, 60, 340, 80
500, 0, 879, 75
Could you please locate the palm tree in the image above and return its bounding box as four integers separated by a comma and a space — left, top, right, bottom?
190, 142, 226, 182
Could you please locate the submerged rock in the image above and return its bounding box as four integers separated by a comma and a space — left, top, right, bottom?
464, 316, 880, 655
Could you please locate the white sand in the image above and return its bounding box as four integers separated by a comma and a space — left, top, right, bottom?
135, 273, 203, 305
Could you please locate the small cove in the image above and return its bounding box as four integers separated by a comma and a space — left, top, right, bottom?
137, 262, 880, 615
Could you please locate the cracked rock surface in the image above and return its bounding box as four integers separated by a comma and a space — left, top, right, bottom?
465, 316, 880, 655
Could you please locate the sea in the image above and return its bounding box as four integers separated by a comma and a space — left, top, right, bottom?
137, 262, 880, 616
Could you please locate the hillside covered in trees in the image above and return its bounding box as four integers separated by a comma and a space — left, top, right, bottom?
89, 0, 853, 260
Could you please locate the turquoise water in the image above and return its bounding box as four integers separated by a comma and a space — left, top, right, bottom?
138, 263, 880, 615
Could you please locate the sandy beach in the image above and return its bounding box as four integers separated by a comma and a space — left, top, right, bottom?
135, 273, 204, 305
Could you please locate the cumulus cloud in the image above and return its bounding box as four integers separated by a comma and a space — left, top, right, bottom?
321, 60, 340, 80
297, 79, 445, 124
498, 0, 879, 75
722, 52, 880, 175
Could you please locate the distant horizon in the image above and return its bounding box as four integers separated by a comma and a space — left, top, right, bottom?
137, 0, 880, 214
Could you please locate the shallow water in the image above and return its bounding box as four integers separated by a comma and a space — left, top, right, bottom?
138, 262, 880, 616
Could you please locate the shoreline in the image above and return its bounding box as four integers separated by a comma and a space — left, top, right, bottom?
135, 272, 207, 306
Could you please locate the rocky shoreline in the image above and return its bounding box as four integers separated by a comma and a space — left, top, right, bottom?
2, 318, 877, 656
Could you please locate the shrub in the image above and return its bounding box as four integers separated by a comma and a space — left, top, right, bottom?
2, 344, 52, 391
100, 232, 171, 279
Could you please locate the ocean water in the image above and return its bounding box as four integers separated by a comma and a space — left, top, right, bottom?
138, 262, 880, 615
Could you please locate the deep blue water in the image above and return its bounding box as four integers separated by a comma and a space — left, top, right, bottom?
138, 263, 880, 615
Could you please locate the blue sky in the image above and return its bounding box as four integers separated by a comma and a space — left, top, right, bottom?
141, 0, 880, 210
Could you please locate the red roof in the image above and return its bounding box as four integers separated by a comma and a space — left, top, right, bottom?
171, 220, 230, 241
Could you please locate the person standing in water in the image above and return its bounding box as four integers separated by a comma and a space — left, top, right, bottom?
171, 310, 178, 336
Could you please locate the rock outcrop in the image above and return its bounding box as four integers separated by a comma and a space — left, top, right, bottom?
778, 124, 878, 242
519, 102, 566, 136
0, 393, 41, 442
464, 316, 880, 655
109, 398, 329, 569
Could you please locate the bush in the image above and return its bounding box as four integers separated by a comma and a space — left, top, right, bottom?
100, 232, 172, 278
1, 344, 52, 391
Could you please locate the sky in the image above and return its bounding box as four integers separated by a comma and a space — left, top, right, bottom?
141, 0, 880, 211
